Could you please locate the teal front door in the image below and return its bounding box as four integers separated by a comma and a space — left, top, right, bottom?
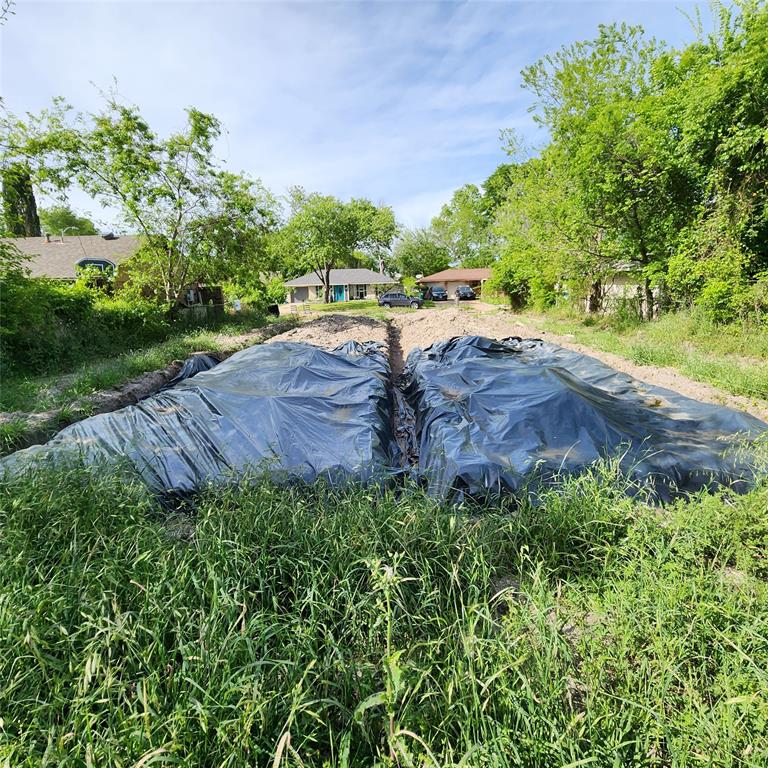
333, 285, 346, 302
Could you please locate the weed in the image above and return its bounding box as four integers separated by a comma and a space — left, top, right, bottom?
0, 465, 766, 765
0, 420, 27, 453
0, 311, 276, 413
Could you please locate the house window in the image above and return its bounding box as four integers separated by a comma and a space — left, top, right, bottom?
352, 284, 367, 300
76, 258, 115, 273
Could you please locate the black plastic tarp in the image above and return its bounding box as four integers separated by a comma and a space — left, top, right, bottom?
162, 353, 220, 390
404, 336, 767, 501
1, 341, 399, 494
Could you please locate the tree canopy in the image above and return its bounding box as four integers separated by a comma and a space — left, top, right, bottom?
488, 1, 768, 322
2, 97, 277, 303
272, 191, 396, 302
39, 205, 98, 237
392, 228, 450, 279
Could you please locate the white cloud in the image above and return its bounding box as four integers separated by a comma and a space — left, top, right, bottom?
3, 0, 707, 228
395, 186, 461, 230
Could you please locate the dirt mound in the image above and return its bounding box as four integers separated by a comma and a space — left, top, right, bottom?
267, 314, 389, 350
392, 307, 531, 356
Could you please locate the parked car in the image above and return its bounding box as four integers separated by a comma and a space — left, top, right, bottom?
429, 286, 448, 301
455, 285, 477, 300
378, 291, 423, 309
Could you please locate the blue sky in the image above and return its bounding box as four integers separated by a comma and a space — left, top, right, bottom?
2, 0, 708, 229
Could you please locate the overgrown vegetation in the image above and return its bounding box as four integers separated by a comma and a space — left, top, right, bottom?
379, 3, 768, 324
488, 2, 768, 323
1, 271, 167, 375
0, 235, 275, 379
0, 465, 766, 765
0, 312, 276, 413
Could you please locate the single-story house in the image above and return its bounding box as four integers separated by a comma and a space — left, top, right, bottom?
583, 261, 657, 315
3, 233, 141, 280
284, 268, 396, 303
3, 234, 222, 312
417, 268, 492, 296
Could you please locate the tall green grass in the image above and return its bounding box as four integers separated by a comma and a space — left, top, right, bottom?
1, 466, 766, 765
0, 311, 278, 414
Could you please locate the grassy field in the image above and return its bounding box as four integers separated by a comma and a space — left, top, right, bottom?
1, 465, 766, 765
526, 310, 768, 400
0, 311, 281, 415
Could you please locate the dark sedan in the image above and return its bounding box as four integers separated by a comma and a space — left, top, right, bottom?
429, 286, 448, 301
455, 285, 477, 300
378, 291, 423, 309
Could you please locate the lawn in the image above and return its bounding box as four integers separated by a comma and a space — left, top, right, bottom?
525, 310, 768, 400
1, 464, 766, 765
308, 299, 436, 313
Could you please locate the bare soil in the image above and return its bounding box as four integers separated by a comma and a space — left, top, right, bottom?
390, 306, 531, 357
266, 314, 389, 350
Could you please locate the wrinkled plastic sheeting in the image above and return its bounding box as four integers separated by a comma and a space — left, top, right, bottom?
162, 353, 220, 390
404, 336, 767, 502
1, 341, 399, 494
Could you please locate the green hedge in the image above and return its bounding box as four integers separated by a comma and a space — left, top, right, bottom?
0, 275, 171, 375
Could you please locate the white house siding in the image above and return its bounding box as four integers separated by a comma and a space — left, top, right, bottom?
290, 283, 383, 303
583, 273, 658, 317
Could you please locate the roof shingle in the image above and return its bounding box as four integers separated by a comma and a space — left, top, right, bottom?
284, 268, 395, 287
2, 235, 141, 279
418, 268, 492, 283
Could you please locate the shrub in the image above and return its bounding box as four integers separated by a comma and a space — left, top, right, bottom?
0, 271, 173, 375
223, 277, 286, 311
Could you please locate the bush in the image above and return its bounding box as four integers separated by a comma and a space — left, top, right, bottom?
223, 277, 286, 311
0, 271, 173, 375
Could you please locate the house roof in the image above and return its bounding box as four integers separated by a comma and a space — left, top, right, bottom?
3, 235, 141, 279
285, 268, 395, 287
418, 268, 492, 283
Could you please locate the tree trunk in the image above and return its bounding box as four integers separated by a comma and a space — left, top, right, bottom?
587, 279, 602, 314
643, 277, 654, 321
323, 263, 332, 303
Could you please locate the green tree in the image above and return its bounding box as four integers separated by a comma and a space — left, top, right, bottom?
431, 184, 495, 267
481, 163, 515, 218
660, 1, 768, 320
520, 23, 696, 318
273, 192, 396, 303
3, 97, 277, 303
1, 163, 41, 236
393, 228, 450, 278
39, 205, 97, 236
493, 156, 606, 310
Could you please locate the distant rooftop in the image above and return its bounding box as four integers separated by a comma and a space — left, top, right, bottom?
418, 268, 492, 283
285, 268, 395, 287
3, 234, 141, 279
